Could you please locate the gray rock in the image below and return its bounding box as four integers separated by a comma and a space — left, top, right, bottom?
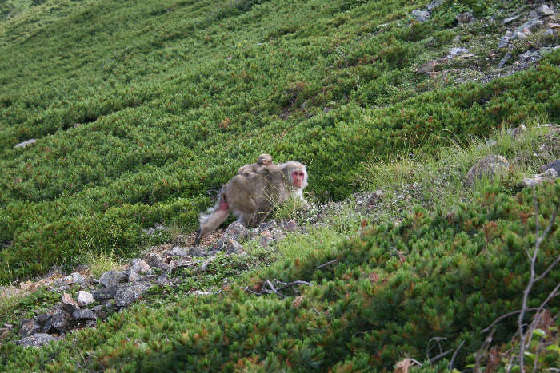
411, 9, 430, 22
14, 139, 36, 149
129, 259, 151, 274
537, 5, 555, 17
145, 252, 168, 270
65, 272, 86, 286
115, 283, 149, 308
91, 305, 107, 319
498, 52, 513, 68
542, 160, 560, 173
99, 271, 128, 288
426, 0, 443, 11
519, 49, 541, 64
465, 155, 510, 186
17, 333, 57, 348
61, 292, 79, 314
499, 30, 513, 48
447, 47, 470, 59
156, 274, 171, 286
142, 224, 166, 236
523, 168, 558, 187
457, 12, 474, 25
503, 15, 520, 24
72, 309, 97, 321
50, 311, 70, 333
168, 246, 189, 257
19, 319, 40, 337
77, 291, 95, 307
222, 221, 250, 242
128, 270, 141, 282
259, 231, 274, 247
519, 18, 544, 34
93, 286, 117, 301
514, 30, 529, 40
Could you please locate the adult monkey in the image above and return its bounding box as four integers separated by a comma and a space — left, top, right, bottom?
195, 161, 308, 244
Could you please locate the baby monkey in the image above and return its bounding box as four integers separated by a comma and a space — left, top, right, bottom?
237, 153, 274, 176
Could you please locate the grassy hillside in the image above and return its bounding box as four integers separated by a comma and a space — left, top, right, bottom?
1, 0, 560, 371
1, 0, 559, 282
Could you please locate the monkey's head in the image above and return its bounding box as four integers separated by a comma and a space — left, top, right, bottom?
257, 153, 273, 166
282, 161, 308, 190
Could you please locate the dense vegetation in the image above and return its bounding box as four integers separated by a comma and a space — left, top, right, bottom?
1, 180, 559, 371
2, 0, 560, 282
1, 0, 560, 371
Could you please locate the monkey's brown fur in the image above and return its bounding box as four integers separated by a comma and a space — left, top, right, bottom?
196, 161, 308, 244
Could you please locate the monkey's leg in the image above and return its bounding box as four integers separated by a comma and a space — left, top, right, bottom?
195, 198, 229, 245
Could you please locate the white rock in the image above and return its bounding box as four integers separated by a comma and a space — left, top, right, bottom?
77, 291, 95, 307
14, 139, 36, 149
411, 9, 430, 22
447, 47, 470, 59
537, 5, 555, 17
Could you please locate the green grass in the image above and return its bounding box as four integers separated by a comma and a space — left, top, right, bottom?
1, 0, 560, 282
1, 0, 560, 370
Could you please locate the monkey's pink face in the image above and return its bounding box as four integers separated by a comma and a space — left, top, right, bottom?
292, 170, 306, 189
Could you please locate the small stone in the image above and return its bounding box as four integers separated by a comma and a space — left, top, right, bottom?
537, 5, 555, 17
223, 221, 250, 242
542, 160, 560, 173
99, 271, 127, 288
259, 231, 274, 247
115, 283, 149, 308
14, 139, 36, 149
168, 246, 189, 257
50, 311, 70, 333
426, 0, 443, 11
70, 272, 86, 285
145, 252, 167, 270
17, 333, 57, 348
77, 291, 95, 307
128, 270, 141, 282
156, 274, 170, 285
519, 18, 544, 34
465, 155, 510, 186
19, 319, 40, 337
447, 47, 470, 59
227, 239, 243, 253
93, 287, 117, 301
61, 292, 79, 313
523, 168, 558, 187
129, 259, 151, 274
503, 15, 520, 24
544, 168, 558, 178
411, 9, 430, 22
514, 30, 528, 40
72, 309, 97, 321
498, 52, 512, 68
91, 305, 107, 319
